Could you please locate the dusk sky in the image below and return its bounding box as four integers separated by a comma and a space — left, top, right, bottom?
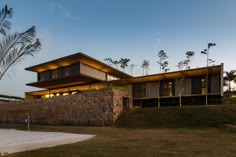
0, 0, 236, 97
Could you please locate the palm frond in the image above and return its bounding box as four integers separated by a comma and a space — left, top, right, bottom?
0, 5, 41, 80
0, 26, 36, 63
0, 38, 41, 79
0, 5, 12, 37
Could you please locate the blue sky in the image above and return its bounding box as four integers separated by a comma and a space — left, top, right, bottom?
0, 0, 236, 97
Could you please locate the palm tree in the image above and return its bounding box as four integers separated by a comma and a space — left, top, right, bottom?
185, 51, 194, 69
119, 58, 130, 72
112, 60, 120, 69
104, 57, 113, 65
0, 5, 41, 80
141, 60, 149, 75
128, 64, 137, 76
157, 50, 168, 73
224, 70, 236, 91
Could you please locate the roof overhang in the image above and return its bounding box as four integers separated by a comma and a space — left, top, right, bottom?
26, 74, 100, 89
110, 64, 223, 85
25, 52, 132, 79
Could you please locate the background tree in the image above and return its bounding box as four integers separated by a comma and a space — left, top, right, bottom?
200, 43, 216, 106
176, 62, 187, 107
104, 57, 113, 65
0, 5, 41, 80
175, 51, 194, 107
157, 50, 168, 73
160, 61, 169, 72
200, 43, 216, 67
141, 60, 149, 75
128, 64, 137, 76
185, 51, 194, 69
119, 58, 130, 72
177, 60, 188, 70
104, 58, 120, 69
112, 60, 120, 69
224, 70, 236, 92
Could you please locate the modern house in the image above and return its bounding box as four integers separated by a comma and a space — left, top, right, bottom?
25, 52, 223, 107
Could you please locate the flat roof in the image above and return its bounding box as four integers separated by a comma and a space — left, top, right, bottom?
111, 64, 223, 85
25, 52, 132, 79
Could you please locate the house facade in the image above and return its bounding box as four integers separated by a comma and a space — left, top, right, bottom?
25, 52, 223, 107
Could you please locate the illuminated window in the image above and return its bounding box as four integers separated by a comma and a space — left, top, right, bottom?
167, 81, 173, 96
201, 78, 206, 95
160, 80, 174, 96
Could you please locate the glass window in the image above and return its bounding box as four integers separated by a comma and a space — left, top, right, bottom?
167, 81, 173, 96
39, 71, 51, 81
57, 67, 64, 78
69, 63, 80, 76
64, 66, 70, 77
51, 69, 58, 79
133, 83, 146, 98
201, 78, 206, 95
160, 80, 174, 96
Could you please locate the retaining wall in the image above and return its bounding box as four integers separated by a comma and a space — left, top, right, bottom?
0, 89, 132, 126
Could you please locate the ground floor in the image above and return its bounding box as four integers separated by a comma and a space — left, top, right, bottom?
134, 95, 223, 107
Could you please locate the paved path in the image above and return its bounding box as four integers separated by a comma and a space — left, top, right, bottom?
0, 129, 95, 155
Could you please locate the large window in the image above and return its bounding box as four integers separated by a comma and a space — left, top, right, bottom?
133, 83, 146, 98
39, 71, 51, 81
51, 69, 58, 79
192, 76, 207, 95
64, 63, 80, 77
68, 63, 80, 76
38, 63, 80, 81
160, 80, 175, 96
201, 78, 206, 95
57, 67, 64, 78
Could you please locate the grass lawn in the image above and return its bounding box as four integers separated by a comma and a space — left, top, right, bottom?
6, 125, 236, 157
6, 105, 236, 157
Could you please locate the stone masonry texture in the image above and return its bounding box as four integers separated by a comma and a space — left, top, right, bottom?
0, 89, 132, 126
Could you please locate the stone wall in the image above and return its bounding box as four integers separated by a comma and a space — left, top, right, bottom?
0, 89, 132, 126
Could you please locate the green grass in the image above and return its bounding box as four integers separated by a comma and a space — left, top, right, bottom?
6, 105, 236, 157
116, 105, 236, 128
6, 125, 236, 157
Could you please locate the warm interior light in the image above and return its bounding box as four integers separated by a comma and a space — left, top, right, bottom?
72, 91, 77, 95
62, 92, 69, 96
42, 94, 50, 98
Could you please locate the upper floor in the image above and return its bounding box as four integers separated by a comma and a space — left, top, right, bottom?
25, 52, 132, 89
